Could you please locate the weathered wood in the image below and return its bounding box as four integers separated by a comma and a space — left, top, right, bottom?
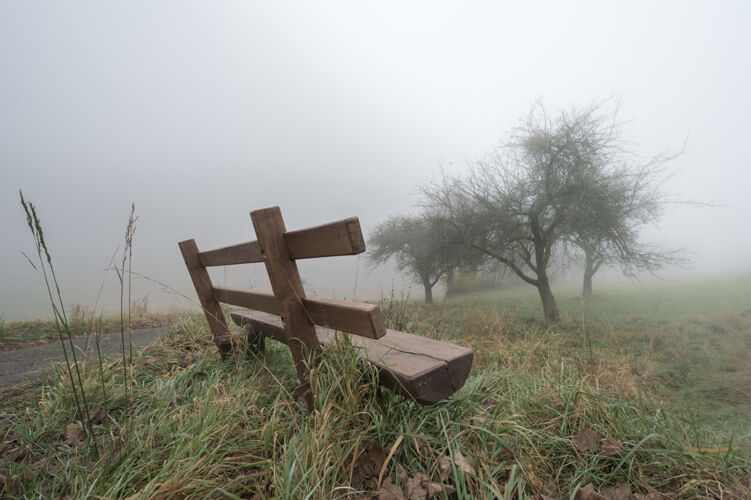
250, 207, 320, 409
303, 296, 385, 339
178, 239, 232, 355
197, 217, 364, 267
199, 241, 264, 267
212, 287, 281, 315
212, 286, 385, 339
285, 217, 366, 260
231, 310, 473, 405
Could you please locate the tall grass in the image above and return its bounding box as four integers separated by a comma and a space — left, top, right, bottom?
114, 203, 137, 401
17, 192, 139, 458
19, 191, 98, 455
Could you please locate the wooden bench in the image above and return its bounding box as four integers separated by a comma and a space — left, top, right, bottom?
179, 206, 472, 406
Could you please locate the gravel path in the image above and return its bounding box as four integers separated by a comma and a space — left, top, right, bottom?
0, 327, 170, 386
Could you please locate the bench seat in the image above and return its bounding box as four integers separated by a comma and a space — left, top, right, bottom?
231, 309, 473, 405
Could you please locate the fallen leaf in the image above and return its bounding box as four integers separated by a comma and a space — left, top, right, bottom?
537, 481, 563, 500
5, 446, 27, 462
601, 484, 631, 500
633, 493, 662, 500
403, 472, 456, 500
574, 483, 603, 500
87, 408, 108, 425
352, 440, 387, 491
437, 456, 451, 481
181, 352, 197, 367
437, 450, 477, 481
599, 437, 624, 457
573, 429, 603, 453
412, 436, 429, 455
63, 423, 86, 446
425, 481, 456, 497
378, 477, 406, 500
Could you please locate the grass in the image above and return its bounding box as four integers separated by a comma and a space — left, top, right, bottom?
443, 273, 751, 429
1, 276, 750, 498
0, 308, 179, 350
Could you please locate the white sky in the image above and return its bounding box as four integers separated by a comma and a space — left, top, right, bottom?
1, 1, 749, 319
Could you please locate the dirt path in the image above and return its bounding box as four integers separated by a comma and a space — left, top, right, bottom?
0, 327, 170, 386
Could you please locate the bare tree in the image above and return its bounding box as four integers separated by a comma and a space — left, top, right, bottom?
422, 103, 622, 321
570, 154, 686, 299
368, 214, 463, 304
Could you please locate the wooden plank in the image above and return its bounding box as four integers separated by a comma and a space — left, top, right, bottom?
178, 239, 233, 356
285, 217, 365, 260
212, 287, 280, 315
197, 217, 364, 267
212, 286, 385, 340
198, 241, 264, 267
302, 296, 385, 339
250, 207, 320, 410
231, 310, 473, 405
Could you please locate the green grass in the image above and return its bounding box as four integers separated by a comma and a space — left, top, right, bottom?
0, 309, 179, 350
453, 272, 751, 326
1, 276, 750, 498
442, 273, 751, 429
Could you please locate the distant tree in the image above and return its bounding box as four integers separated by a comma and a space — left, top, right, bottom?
570, 155, 685, 299
422, 103, 623, 321
368, 214, 463, 304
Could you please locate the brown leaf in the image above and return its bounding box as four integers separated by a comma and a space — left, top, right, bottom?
599, 437, 624, 457
181, 352, 197, 367
601, 484, 632, 500
378, 478, 406, 500
63, 423, 85, 446
633, 494, 662, 500
437, 450, 477, 481
87, 408, 108, 425
573, 429, 603, 453
352, 440, 387, 491
575, 484, 603, 500
5, 446, 27, 462
412, 436, 429, 455
424, 481, 456, 497
403, 472, 455, 500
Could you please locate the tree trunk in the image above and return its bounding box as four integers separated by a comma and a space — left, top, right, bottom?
536, 278, 560, 322
582, 248, 595, 300
446, 269, 456, 298
423, 280, 434, 304
583, 272, 593, 300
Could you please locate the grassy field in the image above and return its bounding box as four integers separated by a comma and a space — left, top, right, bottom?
1, 274, 750, 498
0, 308, 179, 350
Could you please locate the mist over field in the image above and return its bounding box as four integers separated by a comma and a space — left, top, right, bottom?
2, 1, 750, 320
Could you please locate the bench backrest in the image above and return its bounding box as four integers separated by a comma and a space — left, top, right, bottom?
179, 206, 385, 357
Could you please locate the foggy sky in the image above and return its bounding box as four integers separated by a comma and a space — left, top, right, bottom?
2, 1, 750, 320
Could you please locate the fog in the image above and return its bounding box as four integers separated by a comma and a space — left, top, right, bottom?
2, 1, 750, 320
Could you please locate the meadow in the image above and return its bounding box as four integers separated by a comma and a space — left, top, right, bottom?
1, 274, 750, 498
